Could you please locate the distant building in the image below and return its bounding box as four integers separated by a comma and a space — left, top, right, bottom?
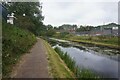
76, 24, 119, 36
76, 31, 89, 36
60, 25, 77, 34
112, 27, 118, 36
90, 27, 103, 36
90, 26, 118, 36
103, 28, 112, 35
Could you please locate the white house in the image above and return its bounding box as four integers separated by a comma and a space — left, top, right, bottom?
7, 13, 15, 24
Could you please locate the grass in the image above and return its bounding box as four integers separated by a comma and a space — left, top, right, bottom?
2, 23, 37, 78
54, 47, 100, 79
69, 36, 118, 45
68, 38, 119, 49
53, 33, 119, 49
54, 47, 76, 73
43, 39, 75, 78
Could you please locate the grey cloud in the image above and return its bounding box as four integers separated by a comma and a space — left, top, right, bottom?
42, 1, 118, 26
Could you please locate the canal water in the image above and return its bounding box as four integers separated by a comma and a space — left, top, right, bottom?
48, 38, 119, 78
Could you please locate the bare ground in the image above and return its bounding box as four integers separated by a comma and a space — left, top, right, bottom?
11, 38, 49, 78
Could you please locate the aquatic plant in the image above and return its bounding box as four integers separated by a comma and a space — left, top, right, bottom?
54, 47, 100, 79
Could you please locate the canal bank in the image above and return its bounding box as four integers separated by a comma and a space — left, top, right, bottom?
68, 39, 119, 50
42, 39, 75, 78
53, 34, 119, 50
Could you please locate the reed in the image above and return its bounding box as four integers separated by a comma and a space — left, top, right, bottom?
54, 47, 100, 79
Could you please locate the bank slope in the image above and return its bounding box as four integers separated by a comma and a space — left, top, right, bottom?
2, 23, 37, 78
43, 40, 75, 78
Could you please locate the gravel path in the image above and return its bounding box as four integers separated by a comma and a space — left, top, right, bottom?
11, 38, 49, 78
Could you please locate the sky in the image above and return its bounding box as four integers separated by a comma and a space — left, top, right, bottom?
41, 0, 119, 27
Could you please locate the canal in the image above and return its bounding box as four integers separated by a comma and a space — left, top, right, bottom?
47, 38, 119, 78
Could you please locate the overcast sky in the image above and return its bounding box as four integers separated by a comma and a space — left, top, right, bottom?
41, 0, 119, 27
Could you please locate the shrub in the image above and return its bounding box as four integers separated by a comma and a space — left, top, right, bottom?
2, 23, 37, 77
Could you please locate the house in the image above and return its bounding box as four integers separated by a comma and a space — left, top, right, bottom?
7, 13, 16, 24
1, 4, 16, 24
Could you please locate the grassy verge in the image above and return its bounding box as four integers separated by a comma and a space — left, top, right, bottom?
68, 39, 119, 49
54, 47, 100, 79
53, 33, 119, 49
2, 23, 37, 78
43, 39, 75, 78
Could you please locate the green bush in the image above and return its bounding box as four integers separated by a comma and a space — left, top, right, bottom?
2, 23, 37, 77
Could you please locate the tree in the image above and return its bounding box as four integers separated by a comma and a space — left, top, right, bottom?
46, 24, 53, 30
76, 25, 93, 32
46, 29, 56, 37
54, 27, 58, 30
3, 2, 44, 35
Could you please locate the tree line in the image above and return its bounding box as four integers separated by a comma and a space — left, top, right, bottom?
3, 2, 47, 36
2, 2, 119, 37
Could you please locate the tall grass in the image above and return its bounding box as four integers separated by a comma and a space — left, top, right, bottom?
54, 47, 100, 79
55, 47, 75, 72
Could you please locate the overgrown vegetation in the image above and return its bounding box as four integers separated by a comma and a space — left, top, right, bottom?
3, 2, 45, 36
54, 47, 100, 79
2, 1, 119, 79
2, 23, 37, 77
43, 40, 75, 78
53, 32, 72, 39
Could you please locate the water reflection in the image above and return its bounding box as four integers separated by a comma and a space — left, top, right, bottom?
53, 44, 119, 78
47, 37, 119, 78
